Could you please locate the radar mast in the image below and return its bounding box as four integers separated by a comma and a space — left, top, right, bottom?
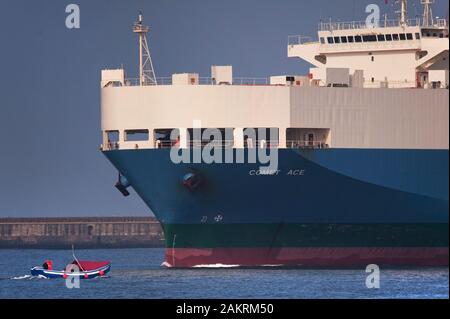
133, 12, 157, 86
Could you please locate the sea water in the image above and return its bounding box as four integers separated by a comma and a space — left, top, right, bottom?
0, 248, 447, 299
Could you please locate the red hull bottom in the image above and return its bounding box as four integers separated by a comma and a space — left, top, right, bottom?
164, 247, 449, 268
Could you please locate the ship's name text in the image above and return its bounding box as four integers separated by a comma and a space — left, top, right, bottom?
249, 169, 306, 176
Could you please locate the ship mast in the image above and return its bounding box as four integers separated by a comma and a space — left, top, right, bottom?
421, 0, 435, 27
133, 12, 157, 86
399, 0, 408, 26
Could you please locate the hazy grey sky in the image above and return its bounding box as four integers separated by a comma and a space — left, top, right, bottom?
0, 0, 447, 217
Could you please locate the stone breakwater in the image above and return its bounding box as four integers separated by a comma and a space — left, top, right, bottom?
0, 217, 164, 248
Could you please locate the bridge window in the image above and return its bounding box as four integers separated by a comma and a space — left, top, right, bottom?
355, 35, 362, 43
399, 33, 406, 40
377, 34, 385, 41
348, 36, 354, 43
406, 33, 413, 40
334, 36, 341, 44
363, 35, 377, 42
125, 129, 149, 141
320, 37, 325, 44
386, 34, 393, 41
393, 34, 399, 41
327, 37, 334, 44
415, 33, 421, 40
340, 36, 347, 43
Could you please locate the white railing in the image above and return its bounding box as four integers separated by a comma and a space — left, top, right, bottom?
123, 77, 270, 87
233, 77, 269, 85
363, 80, 417, 89
435, 19, 448, 28
244, 140, 280, 148
102, 142, 120, 151
124, 77, 172, 86
319, 18, 422, 31
287, 35, 315, 46
318, 18, 448, 31
101, 139, 337, 151
188, 140, 234, 148
286, 140, 330, 149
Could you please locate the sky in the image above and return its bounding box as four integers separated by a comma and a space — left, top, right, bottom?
0, 0, 447, 217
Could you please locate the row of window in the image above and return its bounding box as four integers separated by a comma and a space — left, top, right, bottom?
321, 32, 420, 45
421, 30, 448, 38
104, 128, 331, 149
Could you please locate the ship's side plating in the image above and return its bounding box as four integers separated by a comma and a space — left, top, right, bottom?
100, 7, 449, 267
101, 85, 448, 267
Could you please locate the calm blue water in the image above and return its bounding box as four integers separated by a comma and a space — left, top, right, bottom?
0, 248, 447, 299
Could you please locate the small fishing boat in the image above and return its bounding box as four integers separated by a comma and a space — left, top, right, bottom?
30, 246, 111, 279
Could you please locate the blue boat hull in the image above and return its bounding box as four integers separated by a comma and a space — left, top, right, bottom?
30, 264, 111, 279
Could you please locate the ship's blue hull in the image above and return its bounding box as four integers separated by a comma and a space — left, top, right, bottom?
103, 148, 448, 267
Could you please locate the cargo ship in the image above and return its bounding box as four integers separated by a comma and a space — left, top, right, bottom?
100, 1, 449, 267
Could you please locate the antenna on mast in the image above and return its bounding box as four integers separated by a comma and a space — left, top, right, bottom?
421, 0, 435, 27
133, 12, 157, 86
399, 0, 408, 26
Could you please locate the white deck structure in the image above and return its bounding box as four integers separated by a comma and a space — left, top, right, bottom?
100, 3, 449, 152
288, 4, 448, 89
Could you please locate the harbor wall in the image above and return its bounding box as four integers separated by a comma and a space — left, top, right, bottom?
0, 217, 164, 249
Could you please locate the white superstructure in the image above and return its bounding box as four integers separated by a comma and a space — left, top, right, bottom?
288, 1, 448, 88
100, 2, 449, 152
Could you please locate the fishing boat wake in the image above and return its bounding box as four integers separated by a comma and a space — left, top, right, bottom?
10, 274, 47, 280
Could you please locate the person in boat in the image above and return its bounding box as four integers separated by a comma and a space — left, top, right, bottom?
42, 260, 53, 270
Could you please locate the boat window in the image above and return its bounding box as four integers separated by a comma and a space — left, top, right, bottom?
341, 36, 347, 43
327, 37, 334, 44
334, 36, 341, 44
415, 33, 421, 39
320, 37, 325, 44
106, 130, 119, 143
347, 36, 354, 43
406, 33, 413, 40
377, 34, 385, 41
355, 35, 362, 42
125, 129, 149, 141
399, 33, 406, 40
386, 34, 393, 41
154, 128, 180, 148
362, 35, 377, 42
286, 128, 330, 149
392, 34, 399, 41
